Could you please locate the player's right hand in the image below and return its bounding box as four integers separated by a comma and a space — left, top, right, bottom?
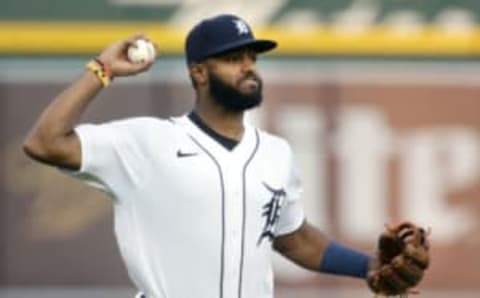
97, 34, 156, 77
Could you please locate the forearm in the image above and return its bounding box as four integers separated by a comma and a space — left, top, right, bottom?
23, 70, 104, 169
274, 222, 329, 271
26, 71, 102, 145
274, 221, 372, 278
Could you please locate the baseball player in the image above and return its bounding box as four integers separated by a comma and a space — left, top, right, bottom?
23, 14, 430, 298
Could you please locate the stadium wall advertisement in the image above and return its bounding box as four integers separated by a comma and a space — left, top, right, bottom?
0, 61, 479, 293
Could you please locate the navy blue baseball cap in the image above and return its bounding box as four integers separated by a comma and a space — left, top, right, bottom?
185, 14, 277, 65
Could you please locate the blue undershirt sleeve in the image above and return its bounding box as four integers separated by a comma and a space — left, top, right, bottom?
319, 241, 372, 279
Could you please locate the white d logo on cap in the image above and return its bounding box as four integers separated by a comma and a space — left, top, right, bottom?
233, 19, 249, 35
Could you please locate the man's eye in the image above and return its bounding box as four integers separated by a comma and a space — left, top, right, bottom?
220, 51, 256, 62
225, 54, 242, 62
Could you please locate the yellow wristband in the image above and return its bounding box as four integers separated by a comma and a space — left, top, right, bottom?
86, 59, 112, 87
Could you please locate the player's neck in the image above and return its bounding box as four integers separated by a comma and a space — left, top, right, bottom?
192, 104, 245, 141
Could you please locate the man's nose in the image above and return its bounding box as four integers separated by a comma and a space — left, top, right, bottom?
240, 55, 256, 72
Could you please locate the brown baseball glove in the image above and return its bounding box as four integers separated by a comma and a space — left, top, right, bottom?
367, 222, 430, 297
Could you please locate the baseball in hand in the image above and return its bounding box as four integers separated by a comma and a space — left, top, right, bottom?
127, 39, 156, 63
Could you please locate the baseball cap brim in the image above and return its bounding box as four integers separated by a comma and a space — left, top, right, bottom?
203, 39, 277, 60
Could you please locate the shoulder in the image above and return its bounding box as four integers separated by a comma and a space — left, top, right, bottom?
75, 117, 180, 148
80, 116, 176, 135
105, 116, 174, 131
256, 128, 293, 158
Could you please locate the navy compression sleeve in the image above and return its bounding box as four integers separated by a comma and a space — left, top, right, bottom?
319, 241, 371, 278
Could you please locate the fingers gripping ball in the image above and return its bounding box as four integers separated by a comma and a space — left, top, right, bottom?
367, 222, 430, 297
127, 39, 156, 64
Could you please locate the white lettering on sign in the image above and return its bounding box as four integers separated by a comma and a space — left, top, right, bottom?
332, 0, 380, 32
170, 0, 286, 27
335, 106, 392, 241
271, 105, 479, 247
400, 129, 479, 242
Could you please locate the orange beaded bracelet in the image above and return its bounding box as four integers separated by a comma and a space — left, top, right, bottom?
85, 58, 113, 87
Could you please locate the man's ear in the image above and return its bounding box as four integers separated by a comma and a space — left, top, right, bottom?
189, 63, 208, 86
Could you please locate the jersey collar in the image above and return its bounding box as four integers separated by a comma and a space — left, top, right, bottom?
174, 114, 258, 163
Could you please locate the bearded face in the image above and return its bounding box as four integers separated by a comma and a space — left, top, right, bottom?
207, 70, 263, 112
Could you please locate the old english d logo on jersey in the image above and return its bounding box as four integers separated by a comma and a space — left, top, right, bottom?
257, 182, 286, 246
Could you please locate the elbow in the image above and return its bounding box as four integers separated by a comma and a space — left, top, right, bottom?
22, 130, 60, 164
23, 134, 47, 162
23, 131, 78, 169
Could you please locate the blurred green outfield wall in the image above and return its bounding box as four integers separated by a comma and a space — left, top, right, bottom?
2, 0, 480, 56
4, 0, 480, 23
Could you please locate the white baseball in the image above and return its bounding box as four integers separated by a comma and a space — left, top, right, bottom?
127, 39, 156, 63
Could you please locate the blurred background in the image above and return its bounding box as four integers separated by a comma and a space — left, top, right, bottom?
1, 0, 480, 297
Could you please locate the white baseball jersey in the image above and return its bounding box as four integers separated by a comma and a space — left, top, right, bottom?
69, 115, 305, 298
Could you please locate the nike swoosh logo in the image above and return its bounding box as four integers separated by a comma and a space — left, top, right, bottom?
176, 150, 199, 158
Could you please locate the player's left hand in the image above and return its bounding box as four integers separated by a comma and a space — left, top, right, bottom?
366, 221, 430, 297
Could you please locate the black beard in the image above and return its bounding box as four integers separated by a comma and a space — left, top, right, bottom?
208, 72, 263, 112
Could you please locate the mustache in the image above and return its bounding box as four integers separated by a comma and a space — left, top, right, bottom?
239, 73, 262, 84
